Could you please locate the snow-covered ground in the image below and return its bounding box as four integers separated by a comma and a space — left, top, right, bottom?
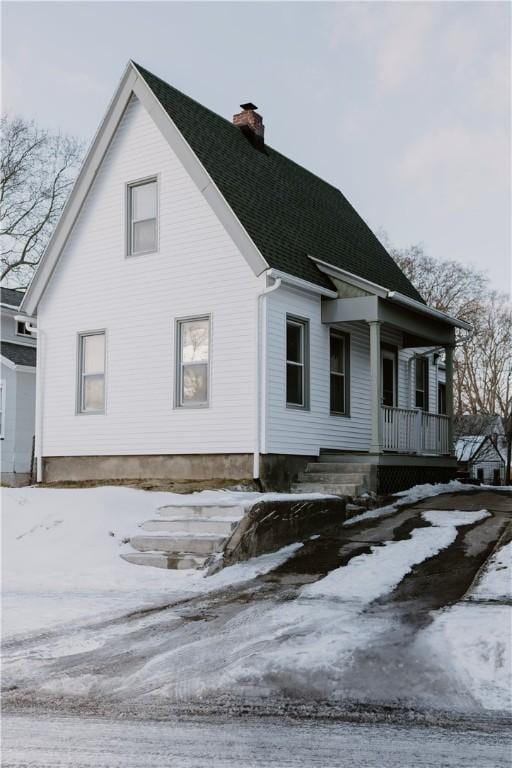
1, 485, 313, 637
2, 483, 511, 715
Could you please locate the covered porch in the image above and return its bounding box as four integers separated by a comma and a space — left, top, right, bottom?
316, 257, 471, 459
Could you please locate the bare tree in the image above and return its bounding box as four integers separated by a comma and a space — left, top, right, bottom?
389, 242, 512, 482
1, 115, 83, 288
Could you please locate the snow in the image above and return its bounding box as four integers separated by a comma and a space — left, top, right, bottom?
345, 479, 482, 526
1, 486, 304, 638
304, 509, 489, 600
472, 541, 512, 601
2, 483, 510, 715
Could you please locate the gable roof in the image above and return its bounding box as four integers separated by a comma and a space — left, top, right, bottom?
1, 287, 25, 308
134, 63, 423, 302
455, 435, 505, 465
22, 60, 424, 314
1, 341, 36, 367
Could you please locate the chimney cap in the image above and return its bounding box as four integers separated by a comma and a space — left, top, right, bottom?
240, 102, 258, 111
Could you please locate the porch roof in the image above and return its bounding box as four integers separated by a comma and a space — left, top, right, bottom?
316, 257, 471, 347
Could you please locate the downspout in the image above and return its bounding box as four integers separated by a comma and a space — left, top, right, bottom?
253, 273, 282, 481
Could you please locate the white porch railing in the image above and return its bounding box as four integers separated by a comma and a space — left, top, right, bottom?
381, 406, 450, 455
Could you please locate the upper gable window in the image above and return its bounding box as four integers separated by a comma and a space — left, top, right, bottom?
16, 320, 32, 337
127, 178, 158, 256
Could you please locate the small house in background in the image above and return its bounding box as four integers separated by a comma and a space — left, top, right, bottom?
455, 435, 505, 485
1, 287, 37, 486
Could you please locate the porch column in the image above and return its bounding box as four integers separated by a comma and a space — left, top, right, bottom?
445, 344, 454, 454
368, 320, 382, 454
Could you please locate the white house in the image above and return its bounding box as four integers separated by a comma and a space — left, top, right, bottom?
19, 61, 470, 493
1, 287, 37, 486
455, 435, 505, 485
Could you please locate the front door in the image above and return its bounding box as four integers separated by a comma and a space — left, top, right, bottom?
381, 349, 396, 407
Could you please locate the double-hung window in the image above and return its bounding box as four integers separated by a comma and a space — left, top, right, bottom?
286, 316, 308, 408
330, 330, 350, 415
177, 317, 210, 407
415, 357, 429, 411
127, 178, 158, 256
77, 332, 105, 413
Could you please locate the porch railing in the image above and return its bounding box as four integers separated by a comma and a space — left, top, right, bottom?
381, 406, 450, 455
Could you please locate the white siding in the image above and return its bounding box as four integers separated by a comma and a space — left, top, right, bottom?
264, 286, 371, 454
0, 363, 35, 474
38, 95, 262, 457
1, 363, 17, 473
264, 286, 448, 456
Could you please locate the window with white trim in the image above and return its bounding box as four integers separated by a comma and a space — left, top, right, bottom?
330, 330, 350, 415
77, 332, 105, 413
286, 317, 308, 408
0, 380, 5, 438
177, 317, 210, 407
127, 178, 158, 256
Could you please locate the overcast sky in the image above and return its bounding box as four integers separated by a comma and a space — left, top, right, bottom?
3, 1, 511, 294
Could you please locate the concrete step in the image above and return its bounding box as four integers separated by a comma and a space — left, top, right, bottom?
121, 551, 208, 570
298, 472, 366, 484
318, 455, 373, 464
130, 533, 226, 555
291, 483, 361, 497
157, 504, 244, 520
141, 518, 237, 536
306, 462, 373, 473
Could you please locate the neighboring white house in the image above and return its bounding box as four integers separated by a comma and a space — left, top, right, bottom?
455, 435, 505, 484
1, 287, 37, 486
19, 61, 470, 493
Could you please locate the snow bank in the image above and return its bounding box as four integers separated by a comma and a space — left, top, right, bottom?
417, 603, 511, 711
1, 486, 303, 638
472, 541, 512, 601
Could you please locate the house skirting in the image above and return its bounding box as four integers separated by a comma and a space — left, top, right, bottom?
41, 453, 314, 490
1, 471, 32, 487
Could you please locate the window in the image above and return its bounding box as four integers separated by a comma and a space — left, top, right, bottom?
77, 332, 105, 413
16, 320, 32, 337
0, 380, 5, 438
127, 178, 158, 256
330, 330, 350, 415
381, 348, 396, 408
415, 357, 429, 411
438, 382, 447, 415
177, 317, 210, 407
286, 317, 308, 408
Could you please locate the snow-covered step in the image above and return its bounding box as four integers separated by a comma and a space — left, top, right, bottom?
130, 533, 226, 556
298, 472, 365, 484
157, 504, 244, 520
121, 551, 208, 570
291, 482, 361, 497
141, 517, 237, 536
306, 462, 372, 473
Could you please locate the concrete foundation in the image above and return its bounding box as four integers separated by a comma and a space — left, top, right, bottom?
1, 472, 32, 487
41, 452, 313, 489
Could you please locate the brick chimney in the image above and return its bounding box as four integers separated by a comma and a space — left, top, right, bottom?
233, 103, 264, 149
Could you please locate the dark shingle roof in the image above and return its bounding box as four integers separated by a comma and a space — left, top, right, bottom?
135, 63, 423, 302
1, 341, 36, 367
1, 287, 25, 307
